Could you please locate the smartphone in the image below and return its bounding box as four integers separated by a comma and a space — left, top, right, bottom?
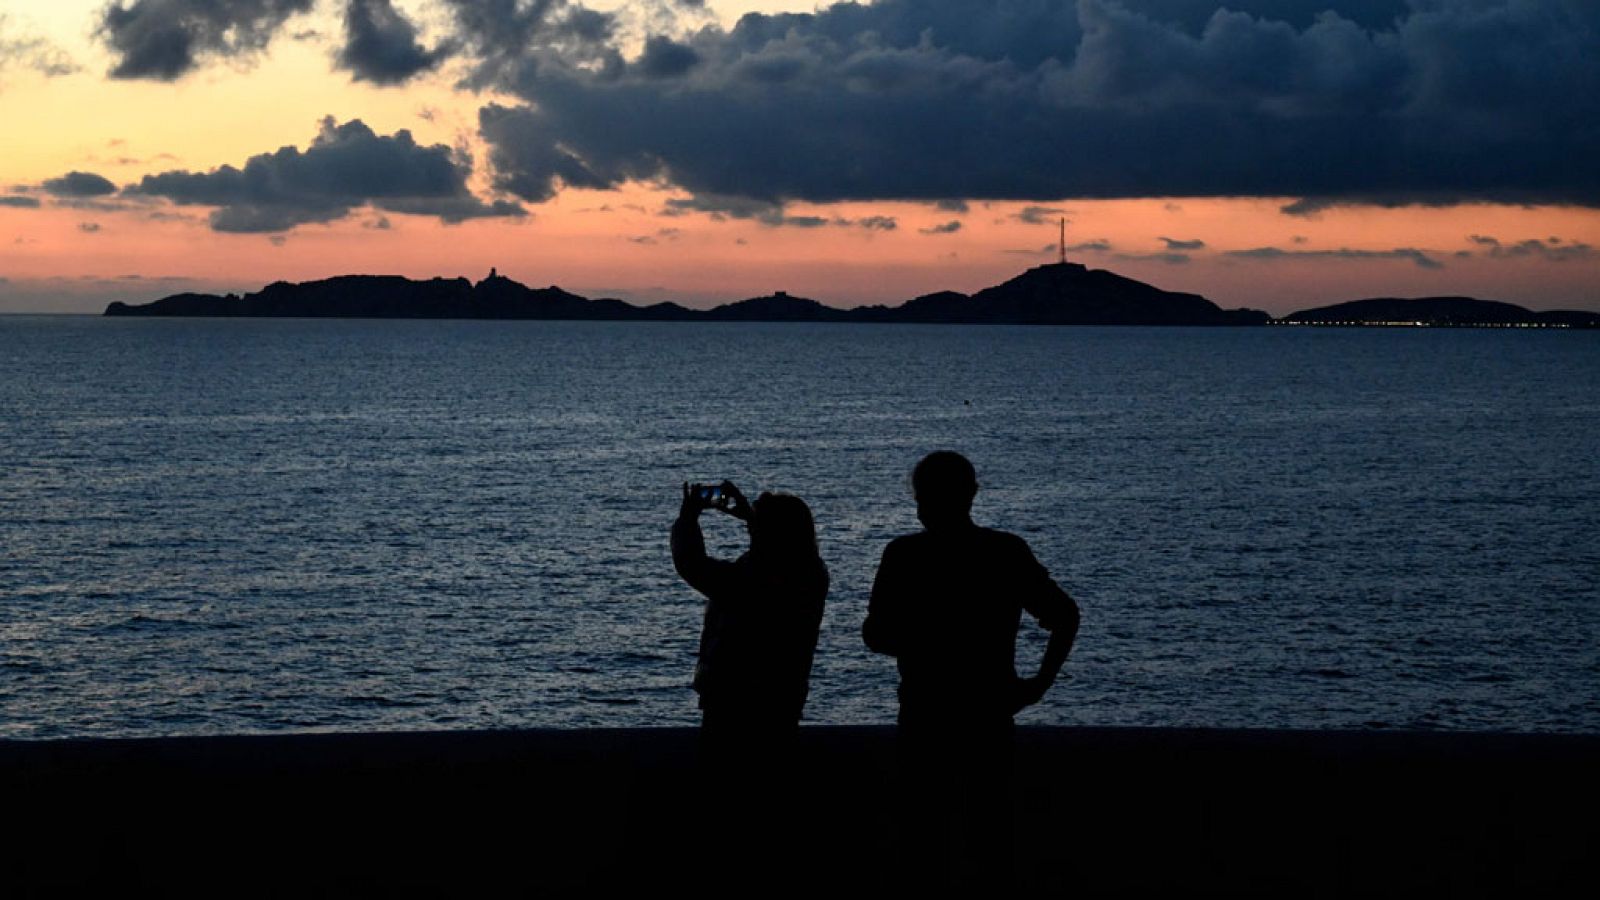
697, 484, 723, 505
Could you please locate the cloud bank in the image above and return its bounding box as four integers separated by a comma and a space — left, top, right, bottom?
450, 0, 1598, 211
128, 116, 524, 232
1226, 245, 1443, 269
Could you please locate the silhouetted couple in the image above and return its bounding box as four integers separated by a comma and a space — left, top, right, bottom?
671, 451, 1081, 889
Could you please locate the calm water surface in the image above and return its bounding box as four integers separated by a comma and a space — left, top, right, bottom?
2, 316, 1596, 737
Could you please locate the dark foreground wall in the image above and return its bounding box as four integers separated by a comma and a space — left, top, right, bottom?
3, 727, 1594, 896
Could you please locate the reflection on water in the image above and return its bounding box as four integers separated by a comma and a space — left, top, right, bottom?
1, 316, 1597, 737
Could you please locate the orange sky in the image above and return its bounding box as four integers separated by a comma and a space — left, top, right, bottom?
3, 1, 1598, 314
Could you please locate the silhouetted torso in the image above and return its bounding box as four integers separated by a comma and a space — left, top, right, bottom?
672, 515, 828, 727
865, 523, 1074, 727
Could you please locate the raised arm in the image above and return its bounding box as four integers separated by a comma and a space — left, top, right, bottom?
672, 483, 736, 598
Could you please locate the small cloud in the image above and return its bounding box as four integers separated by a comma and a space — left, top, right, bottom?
78, 222, 103, 233
663, 193, 825, 228
1163, 202, 1183, 213
920, 220, 962, 235
1065, 240, 1111, 253
1158, 237, 1205, 251
629, 226, 684, 244
268, 235, 288, 246
1013, 206, 1066, 225
857, 215, 897, 231
43, 171, 118, 197
1116, 252, 1190, 265
364, 215, 392, 230
934, 199, 968, 213
0, 196, 41, 208
1465, 234, 1596, 261
1279, 198, 1333, 218
0, 18, 78, 79
1292, 235, 1308, 245
338, 0, 453, 86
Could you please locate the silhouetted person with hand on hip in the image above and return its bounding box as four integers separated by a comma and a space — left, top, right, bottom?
864, 451, 1081, 891
672, 479, 828, 889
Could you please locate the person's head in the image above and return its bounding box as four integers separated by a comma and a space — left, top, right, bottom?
749, 491, 820, 561
912, 451, 977, 529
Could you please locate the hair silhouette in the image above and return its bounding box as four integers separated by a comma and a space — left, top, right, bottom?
749, 491, 820, 562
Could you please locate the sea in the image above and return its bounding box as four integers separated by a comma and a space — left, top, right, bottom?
2, 316, 1596, 739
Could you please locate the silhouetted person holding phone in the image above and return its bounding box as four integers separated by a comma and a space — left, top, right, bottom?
672, 479, 828, 888
674, 480, 828, 739
864, 451, 1081, 890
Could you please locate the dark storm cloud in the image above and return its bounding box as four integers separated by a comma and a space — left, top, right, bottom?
442, 0, 621, 91
1227, 245, 1443, 269
1467, 235, 1598, 262
461, 0, 1600, 210
127, 117, 525, 232
97, 0, 314, 80
635, 35, 698, 79
1160, 237, 1205, 250
42, 172, 118, 197
338, 0, 452, 85
0, 196, 41, 208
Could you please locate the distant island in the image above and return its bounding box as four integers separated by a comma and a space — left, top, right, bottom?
104, 264, 1597, 328
1275, 296, 1599, 328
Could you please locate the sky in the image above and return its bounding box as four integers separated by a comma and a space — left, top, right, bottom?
1, 0, 1597, 314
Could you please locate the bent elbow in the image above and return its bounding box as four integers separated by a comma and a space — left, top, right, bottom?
862, 619, 898, 657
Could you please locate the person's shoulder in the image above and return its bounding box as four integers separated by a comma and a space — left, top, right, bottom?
884, 532, 927, 552
975, 527, 1037, 557
878, 531, 930, 564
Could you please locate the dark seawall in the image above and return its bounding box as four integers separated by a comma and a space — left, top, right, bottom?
4, 726, 1593, 895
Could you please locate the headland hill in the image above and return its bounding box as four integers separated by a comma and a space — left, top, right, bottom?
104, 262, 1599, 328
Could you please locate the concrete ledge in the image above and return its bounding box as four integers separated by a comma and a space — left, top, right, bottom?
3, 727, 1594, 895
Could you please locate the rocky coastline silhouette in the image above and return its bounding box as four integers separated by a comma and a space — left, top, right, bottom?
103, 264, 1597, 327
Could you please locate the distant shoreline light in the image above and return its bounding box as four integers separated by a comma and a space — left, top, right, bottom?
1269, 321, 1572, 328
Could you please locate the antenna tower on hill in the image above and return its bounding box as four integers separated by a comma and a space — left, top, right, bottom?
1058, 217, 1067, 264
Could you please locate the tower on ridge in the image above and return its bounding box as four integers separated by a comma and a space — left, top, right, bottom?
1058, 218, 1067, 265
